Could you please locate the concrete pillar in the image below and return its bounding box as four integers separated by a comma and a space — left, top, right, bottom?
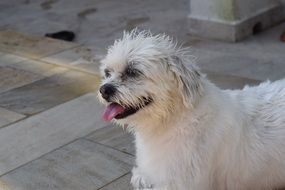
188, 0, 285, 41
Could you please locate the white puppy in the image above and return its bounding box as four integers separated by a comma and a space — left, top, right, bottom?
98, 30, 285, 190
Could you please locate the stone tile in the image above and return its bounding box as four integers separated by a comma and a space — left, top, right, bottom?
0, 70, 100, 115
0, 93, 106, 175
41, 45, 106, 75
205, 71, 261, 90
0, 107, 25, 128
0, 30, 78, 59
0, 53, 67, 76
0, 53, 67, 94
99, 173, 132, 190
0, 65, 44, 94
86, 125, 135, 155
1, 59, 67, 77
0, 51, 27, 64
0, 139, 133, 190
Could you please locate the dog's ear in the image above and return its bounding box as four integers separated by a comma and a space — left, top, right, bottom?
168, 56, 203, 108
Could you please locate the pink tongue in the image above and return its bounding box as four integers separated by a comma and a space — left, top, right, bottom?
102, 103, 125, 122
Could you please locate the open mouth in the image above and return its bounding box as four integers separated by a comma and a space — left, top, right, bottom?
102, 97, 152, 122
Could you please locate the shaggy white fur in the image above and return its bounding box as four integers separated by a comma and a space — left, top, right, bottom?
98, 30, 285, 190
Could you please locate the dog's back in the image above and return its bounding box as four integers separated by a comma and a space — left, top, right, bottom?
225, 79, 285, 189
239, 78, 285, 128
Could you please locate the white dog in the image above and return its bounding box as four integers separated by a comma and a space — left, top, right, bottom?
98, 30, 285, 190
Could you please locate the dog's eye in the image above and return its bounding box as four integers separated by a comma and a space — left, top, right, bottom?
125, 68, 140, 78
104, 69, 111, 78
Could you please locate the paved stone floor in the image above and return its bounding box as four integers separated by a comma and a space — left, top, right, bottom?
0, 0, 284, 189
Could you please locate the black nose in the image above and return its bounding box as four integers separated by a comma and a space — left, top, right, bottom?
100, 84, 116, 101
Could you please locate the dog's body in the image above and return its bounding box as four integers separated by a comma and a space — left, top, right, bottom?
132, 79, 285, 190
98, 30, 285, 190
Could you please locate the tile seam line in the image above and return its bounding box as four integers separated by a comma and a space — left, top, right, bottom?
0, 77, 44, 97
83, 138, 135, 157
0, 42, 82, 62
0, 139, 132, 188
97, 172, 131, 190
0, 61, 100, 97
0, 92, 95, 130
34, 42, 83, 60
29, 44, 102, 76
0, 43, 81, 66
38, 59, 101, 76
0, 44, 101, 76
1, 43, 82, 60
23, 57, 100, 77
0, 114, 28, 130
0, 138, 80, 178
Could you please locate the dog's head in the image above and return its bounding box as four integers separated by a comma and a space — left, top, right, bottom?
98, 30, 203, 126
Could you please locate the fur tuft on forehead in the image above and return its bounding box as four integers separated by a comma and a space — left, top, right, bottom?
105, 29, 195, 65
